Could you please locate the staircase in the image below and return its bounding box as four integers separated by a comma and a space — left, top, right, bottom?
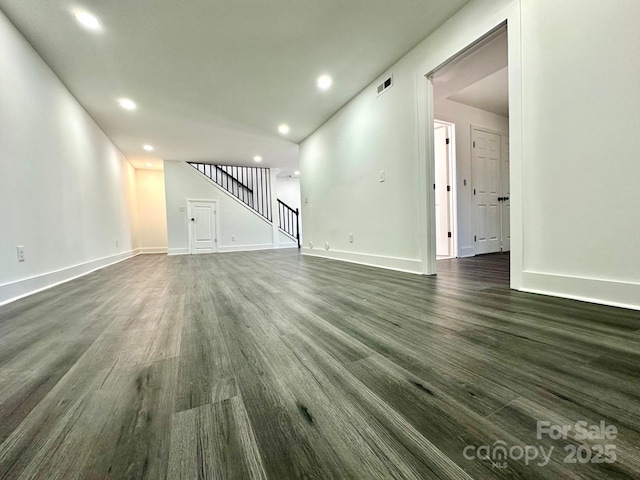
276, 199, 300, 248
188, 162, 300, 248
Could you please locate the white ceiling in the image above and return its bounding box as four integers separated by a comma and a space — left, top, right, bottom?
0, 0, 470, 171
433, 29, 508, 118
448, 67, 509, 117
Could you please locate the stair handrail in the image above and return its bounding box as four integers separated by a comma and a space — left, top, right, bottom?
277, 199, 301, 248
188, 163, 272, 221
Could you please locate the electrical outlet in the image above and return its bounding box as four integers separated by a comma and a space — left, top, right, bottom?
17, 246, 25, 262
349, 233, 354, 243
304, 196, 309, 204
179, 206, 185, 213
379, 170, 385, 182
309, 241, 314, 249
325, 242, 330, 250
231, 235, 236, 242
115, 240, 119, 248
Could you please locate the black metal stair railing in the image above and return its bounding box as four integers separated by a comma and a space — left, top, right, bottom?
277, 199, 301, 248
188, 163, 272, 221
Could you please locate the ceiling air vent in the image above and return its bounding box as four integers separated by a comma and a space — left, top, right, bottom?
376, 75, 393, 96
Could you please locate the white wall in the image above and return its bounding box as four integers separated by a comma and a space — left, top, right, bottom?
435, 99, 509, 258
276, 176, 301, 211
135, 169, 168, 254
0, 10, 138, 305
300, 0, 640, 309
163, 161, 295, 254
299, 0, 515, 274
517, 0, 640, 308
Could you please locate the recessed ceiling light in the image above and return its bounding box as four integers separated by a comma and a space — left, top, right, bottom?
253, 156, 262, 162
143, 144, 154, 151
294, 171, 300, 176
73, 10, 101, 31
278, 124, 290, 135
117, 98, 137, 111
317, 75, 333, 90
146, 163, 153, 167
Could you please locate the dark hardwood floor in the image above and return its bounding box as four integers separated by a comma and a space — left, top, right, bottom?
1, 250, 639, 479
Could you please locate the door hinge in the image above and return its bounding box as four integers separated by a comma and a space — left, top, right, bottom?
473, 188, 476, 195
473, 141, 476, 148
474, 235, 477, 242
448, 232, 452, 238
215, 238, 217, 242
433, 184, 436, 190
447, 185, 451, 192
446, 138, 450, 145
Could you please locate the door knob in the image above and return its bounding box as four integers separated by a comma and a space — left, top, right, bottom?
497, 197, 503, 201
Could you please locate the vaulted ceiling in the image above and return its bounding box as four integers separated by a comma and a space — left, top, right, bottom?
0, 0, 471, 172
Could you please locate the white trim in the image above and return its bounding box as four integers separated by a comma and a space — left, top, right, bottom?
434, 119, 458, 259
506, 3, 524, 290
217, 244, 296, 253
0, 249, 140, 306
274, 243, 297, 249
520, 271, 640, 312
187, 199, 218, 254
470, 123, 508, 138
139, 247, 168, 254
458, 247, 475, 258
302, 248, 422, 274
417, 74, 436, 275
168, 248, 190, 256
418, 5, 523, 286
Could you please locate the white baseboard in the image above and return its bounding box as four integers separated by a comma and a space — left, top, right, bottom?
218, 243, 282, 253
521, 271, 640, 311
140, 247, 168, 254
301, 248, 422, 274
167, 248, 190, 256
276, 242, 298, 249
169, 244, 298, 255
458, 246, 475, 258
0, 249, 140, 307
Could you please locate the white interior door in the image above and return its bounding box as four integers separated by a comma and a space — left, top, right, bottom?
188, 201, 217, 254
501, 136, 510, 251
472, 129, 501, 254
434, 124, 452, 257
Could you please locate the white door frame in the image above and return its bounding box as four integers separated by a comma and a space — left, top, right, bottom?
434, 119, 458, 258
186, 199, 219, 254
417, 8, 523, 290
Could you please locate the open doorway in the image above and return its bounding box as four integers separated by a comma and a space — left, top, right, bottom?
429, 25, 510, 272
434, 120, 456, 259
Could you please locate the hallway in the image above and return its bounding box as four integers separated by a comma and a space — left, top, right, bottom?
1, 251, 638, 479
